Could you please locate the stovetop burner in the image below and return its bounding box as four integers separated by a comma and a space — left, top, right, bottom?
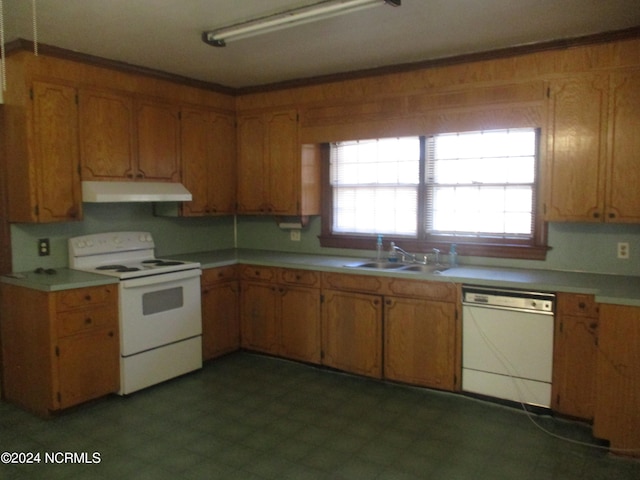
96, 265, 141, 272
142, 260, 185, 267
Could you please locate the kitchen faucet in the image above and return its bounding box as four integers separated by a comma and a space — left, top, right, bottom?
392, 244, 441, 265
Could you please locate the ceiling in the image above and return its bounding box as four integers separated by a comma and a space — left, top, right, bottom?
3, 0, 640, 90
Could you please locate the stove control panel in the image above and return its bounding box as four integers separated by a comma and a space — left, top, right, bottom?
69, 232, 155, 259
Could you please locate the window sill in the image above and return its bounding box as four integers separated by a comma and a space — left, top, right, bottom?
318, 234, 550, 261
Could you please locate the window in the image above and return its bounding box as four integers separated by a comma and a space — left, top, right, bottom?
320, 128, 548, 260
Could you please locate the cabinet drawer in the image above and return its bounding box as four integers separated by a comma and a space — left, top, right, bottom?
557, 293, 598, 317
56, 285, 117, 311
202, 265, 237, 285
385, 278, 457, 302
280, 268, 320, 287
322, 272, 385, 294
239, 265, 276, 282
57, 306, 117, 337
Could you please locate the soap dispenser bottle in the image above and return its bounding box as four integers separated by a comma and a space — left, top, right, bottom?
376, 235, 384, 261
449, 243, 458, 267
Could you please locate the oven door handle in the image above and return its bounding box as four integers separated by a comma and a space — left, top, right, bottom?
121, 268, 201, 289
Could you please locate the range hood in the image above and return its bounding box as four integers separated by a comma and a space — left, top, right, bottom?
82, 181, 192, 203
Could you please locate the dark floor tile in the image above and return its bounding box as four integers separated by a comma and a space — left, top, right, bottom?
1, 352, 639, 480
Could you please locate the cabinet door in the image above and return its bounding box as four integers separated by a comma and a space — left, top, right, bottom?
181, 107, 212, 215
240, 282, 279, 354
594, 304, 640, 452
136, 98, 181, 181
280, 285, 321, 364
202, 280, 239, 360
545, 75, 608, 222
551, 314, 598, 420
56, 327, 119, 409
32, 81, 82, 222
208, 113, 237, 214
265, 109, 299, 214
606, 70, 640, 222
384, 297, 457, 390
321, 289, 382, 378
236, 113, 266, 212
79, 88, 135, 180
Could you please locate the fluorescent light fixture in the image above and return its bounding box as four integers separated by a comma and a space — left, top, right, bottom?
202, 0, 401, 47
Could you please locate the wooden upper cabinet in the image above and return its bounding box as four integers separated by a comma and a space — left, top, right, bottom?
29, 81, 82, 222
605, 70, 640, 222
181, 106, 236, 216
237, 108, 320, 215
545, 69, 640, 223
79, 88, 135, 180
136, 98, 181, 182
79, 90, 181, 182
545, 75, 608, 222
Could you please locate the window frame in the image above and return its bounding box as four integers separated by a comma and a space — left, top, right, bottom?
319, 132, 549, 261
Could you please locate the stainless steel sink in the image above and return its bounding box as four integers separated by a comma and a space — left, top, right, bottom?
345, 261, 406, 269
345, 261, 448, 273
400, 264, 449, 274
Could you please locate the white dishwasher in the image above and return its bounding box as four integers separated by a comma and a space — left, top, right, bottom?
462, 285, 555, 408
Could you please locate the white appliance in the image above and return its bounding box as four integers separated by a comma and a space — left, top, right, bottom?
462, 286, 555, 408
69, 232, 202, 395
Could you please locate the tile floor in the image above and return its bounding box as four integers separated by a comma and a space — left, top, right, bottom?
1, 352, 638, 479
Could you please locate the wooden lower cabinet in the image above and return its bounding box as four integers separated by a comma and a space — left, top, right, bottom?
593, 304, 640, 454
239, 266, 321, 364
0, 283, 119, 416
201, 267, 240, 361
280, 285, 321, 363
240, 281, 280, 355
384, 296, 457, 390
552, 293, 599, 421
321, 289, 383, 379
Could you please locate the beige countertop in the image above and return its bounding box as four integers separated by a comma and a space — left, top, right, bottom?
3, 248, 640, 306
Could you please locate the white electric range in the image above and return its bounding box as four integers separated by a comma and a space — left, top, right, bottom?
68, 232, 202, 395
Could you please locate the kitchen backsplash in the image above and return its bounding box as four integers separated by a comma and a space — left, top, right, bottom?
10, 204, 640, 276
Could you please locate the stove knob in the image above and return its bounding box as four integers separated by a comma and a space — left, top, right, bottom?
113, 236, 122, 245
86, 240, 94, 247
145, 234, 152, 242
77, 240, 86, 248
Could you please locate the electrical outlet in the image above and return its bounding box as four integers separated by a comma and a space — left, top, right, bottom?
617, 242, 629, 259
38, 238, 50, 256
290, 230, 301, 242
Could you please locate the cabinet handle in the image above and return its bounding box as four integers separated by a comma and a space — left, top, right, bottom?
608, 212, 616, 219
84, 317, 92, 325
108, 331, 114, 337
578, 302, 586, 309
84, 295, 92, 301
593, 212, 600, 218
589, 322, 598, 330
136, 173, 144, 179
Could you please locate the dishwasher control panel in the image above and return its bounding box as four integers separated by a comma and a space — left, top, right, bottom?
462, 286, 554, 313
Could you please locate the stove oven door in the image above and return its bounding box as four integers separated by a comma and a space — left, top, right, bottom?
119, 268, 202, 356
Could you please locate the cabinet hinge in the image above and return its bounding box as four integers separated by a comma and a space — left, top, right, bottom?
55, 346, 60, 357
320, 350, 325, 359
559, 320, 563, 333
30, 88, 34, 100
320, 294, 324, 303
34, 205, 39, 217
546, 86, 551, 98
78, 164, 82, 176
75, 93, 79, 105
